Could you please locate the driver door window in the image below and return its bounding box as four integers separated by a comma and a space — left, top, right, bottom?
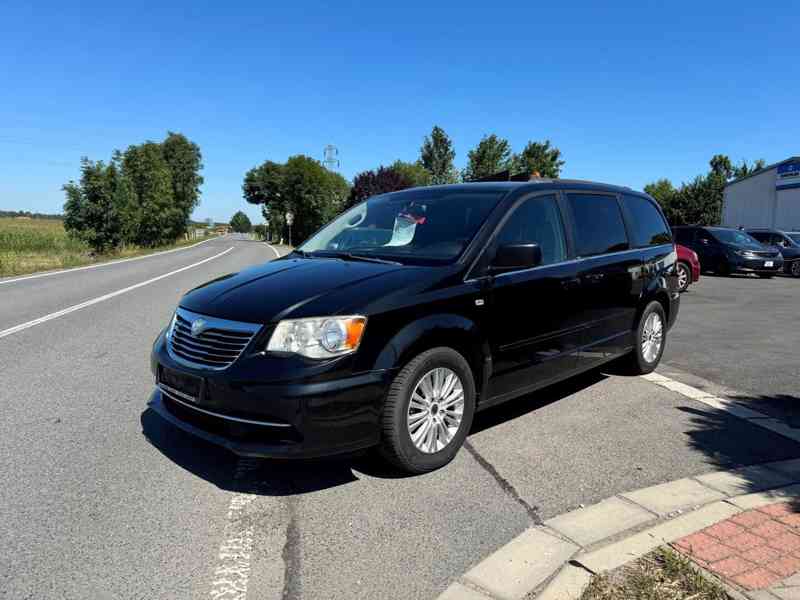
495, 194, 567, 267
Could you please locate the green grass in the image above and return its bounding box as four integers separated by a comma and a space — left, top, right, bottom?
579, 548, 730, 600
0, 217, 213, 277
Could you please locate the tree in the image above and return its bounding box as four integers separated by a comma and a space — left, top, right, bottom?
279, 155, 349, 244
120, 141, 177, 246
230, 211, 252, 233
252, 224, 267, 239
347, 165, 413, 209
513, 140, 564, 178
161, 132, 204, 240
390, 160, 432, 187
62, 157, 127, 253
243, 160, 284, 218
419, 125, 458, 184
462, 134, 513, 181
733, 158, 766, 180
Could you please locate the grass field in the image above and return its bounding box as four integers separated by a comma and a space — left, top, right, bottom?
0, 217, 210, 277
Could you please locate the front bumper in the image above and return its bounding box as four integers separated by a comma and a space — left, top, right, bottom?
729, 256, 783, 273
148, 333, 390, 458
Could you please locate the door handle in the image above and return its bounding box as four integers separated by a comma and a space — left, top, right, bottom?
583, 273, 605, 282
561, 277, 581, 290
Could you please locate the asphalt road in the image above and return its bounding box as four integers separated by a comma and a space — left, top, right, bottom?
2, 237, 798, 600
662, 272, 800, 421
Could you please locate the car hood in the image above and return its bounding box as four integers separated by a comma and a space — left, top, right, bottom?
179, 257, 409, 324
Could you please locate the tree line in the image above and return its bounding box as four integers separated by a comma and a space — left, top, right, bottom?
62, 132, 203, 252
243, 126, 564, 244
645, 155, 765, 227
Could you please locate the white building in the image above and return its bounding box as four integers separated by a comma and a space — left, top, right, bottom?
722, 157, 800, 230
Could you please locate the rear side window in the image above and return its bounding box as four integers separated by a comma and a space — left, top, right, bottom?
496, 194, 566, 266
749, 231, 771, 243
567, 193, 629, 257
621, 195, 672, 247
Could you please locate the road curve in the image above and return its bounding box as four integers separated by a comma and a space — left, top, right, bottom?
2, 236, 798, 599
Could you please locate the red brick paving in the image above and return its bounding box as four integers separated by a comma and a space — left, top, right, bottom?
673, 501, 800, 591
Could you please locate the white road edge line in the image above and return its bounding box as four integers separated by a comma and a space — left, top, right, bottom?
265, 244, 281, 259
0, 246, 234, 340
641, 372, 800, 444
0, 235, 223, 286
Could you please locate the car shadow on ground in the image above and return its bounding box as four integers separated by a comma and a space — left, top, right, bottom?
140, 370, 610, 496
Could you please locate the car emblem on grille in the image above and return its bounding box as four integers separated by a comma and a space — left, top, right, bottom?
190, 318, 208, 337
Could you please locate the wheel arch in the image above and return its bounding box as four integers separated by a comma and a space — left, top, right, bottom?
373, 314, 490, 401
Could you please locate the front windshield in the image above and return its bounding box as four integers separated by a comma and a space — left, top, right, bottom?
711, 229, 764, 249
299, 188, 506, 262
788, 233, 800, 245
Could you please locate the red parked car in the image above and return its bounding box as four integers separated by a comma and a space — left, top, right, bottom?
676, 244, 700, 292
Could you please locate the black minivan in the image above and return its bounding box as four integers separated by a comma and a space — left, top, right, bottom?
150, 181, 680, 473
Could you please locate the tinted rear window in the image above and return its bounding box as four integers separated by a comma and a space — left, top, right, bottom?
567, 193, 629, 257
622, 194, 672, 247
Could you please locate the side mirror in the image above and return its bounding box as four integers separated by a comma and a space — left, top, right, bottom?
491, 243, 542, 272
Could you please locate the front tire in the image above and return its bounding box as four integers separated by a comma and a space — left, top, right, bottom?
379, 347, 476, 474
676, 262, 691, 292
758, 273, 774, 279
791, 261, 800, 278
621, 301, 666, 375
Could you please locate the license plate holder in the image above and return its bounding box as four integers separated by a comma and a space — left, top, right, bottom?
159, 366, 203, 401
764, 260, 774, 268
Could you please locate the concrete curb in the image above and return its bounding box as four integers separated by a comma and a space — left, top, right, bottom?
438, 373, 800, 600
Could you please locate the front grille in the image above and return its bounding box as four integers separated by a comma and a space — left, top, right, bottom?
167, 307, 261, 370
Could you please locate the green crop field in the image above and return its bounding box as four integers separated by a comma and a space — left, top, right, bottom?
0, 217, 210, 277
0, 217, 91, 276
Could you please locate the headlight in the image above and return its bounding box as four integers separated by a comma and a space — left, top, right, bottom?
266, 316, 367, 359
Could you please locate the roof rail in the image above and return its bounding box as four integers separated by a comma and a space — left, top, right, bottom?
471, 169, 543, 182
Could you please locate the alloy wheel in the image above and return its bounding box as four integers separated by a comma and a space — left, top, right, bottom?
677, 264, 689, 291
641, 312, 664, 364
792, 261, 800, 278
407, 367, 465, 454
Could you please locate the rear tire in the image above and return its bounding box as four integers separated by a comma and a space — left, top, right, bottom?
758, 273, 774, 279
717, 260, 731, 276
620, 301, 666, 375
792, 261, 800, 278
378, 347, 476, 474
676, 262, 691, 292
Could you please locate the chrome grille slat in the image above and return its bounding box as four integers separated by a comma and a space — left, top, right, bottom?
167, 307, 261, 370
173, 324, 251, 346
171, 340, 240, 361
171, 331, 244, 353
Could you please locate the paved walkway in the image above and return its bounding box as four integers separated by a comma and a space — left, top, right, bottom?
675, 502, 800, 598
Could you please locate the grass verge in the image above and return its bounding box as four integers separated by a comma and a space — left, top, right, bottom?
579, 547, 730, 600
0, 217, 214, 277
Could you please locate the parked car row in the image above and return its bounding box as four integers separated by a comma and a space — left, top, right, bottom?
672, 226, 800, 281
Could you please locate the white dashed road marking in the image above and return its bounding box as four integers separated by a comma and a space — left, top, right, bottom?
0, 246, 234, 340
210, 459, 260, 600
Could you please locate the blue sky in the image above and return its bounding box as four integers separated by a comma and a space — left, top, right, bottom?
1, 1, 797, 223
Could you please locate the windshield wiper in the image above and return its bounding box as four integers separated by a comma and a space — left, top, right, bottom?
319, 251, 401, 265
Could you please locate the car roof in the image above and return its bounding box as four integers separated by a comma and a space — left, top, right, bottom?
417, 179, 638, 195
